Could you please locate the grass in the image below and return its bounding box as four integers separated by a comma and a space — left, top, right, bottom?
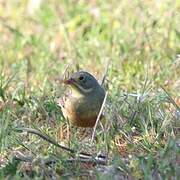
0, 0, 179, 179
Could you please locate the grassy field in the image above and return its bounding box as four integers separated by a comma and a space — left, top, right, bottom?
0, 0, 179, 179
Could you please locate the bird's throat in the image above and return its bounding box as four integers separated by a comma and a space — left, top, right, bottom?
70, 83, 93, 97
70, 86, 85, 98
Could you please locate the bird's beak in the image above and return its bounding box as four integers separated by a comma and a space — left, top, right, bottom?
63, 78, 75, 85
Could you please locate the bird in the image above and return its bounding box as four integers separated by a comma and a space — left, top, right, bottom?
58, 71, 105, 127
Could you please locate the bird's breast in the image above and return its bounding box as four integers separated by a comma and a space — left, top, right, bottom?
62, 95, 103, 127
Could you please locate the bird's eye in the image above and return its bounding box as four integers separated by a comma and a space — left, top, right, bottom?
79, 76, 84, 81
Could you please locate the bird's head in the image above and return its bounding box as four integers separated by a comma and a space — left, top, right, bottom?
63, 71, 101, 96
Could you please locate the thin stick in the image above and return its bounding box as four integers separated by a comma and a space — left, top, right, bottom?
13, 151, 107, 165
15, 127, 74, 153
66, 157, 107, 165
15, 127, 106, 159
91, 91, 108, 143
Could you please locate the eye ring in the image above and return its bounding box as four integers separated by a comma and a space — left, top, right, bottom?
79, 76, 84, 81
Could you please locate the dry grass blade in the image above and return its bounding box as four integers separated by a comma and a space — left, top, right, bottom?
91, 91, 108, 143
161, 86, 180, 111
101, 59, 110, 86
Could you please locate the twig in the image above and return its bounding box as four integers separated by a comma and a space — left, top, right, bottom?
12, 149, 107, 168
91, 91, 108, 143
15, 127, 74, 153
15, 127, 107, 160
66, 157, 107, 165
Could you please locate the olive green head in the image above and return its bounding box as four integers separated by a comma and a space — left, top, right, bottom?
64, 71, 103, 95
